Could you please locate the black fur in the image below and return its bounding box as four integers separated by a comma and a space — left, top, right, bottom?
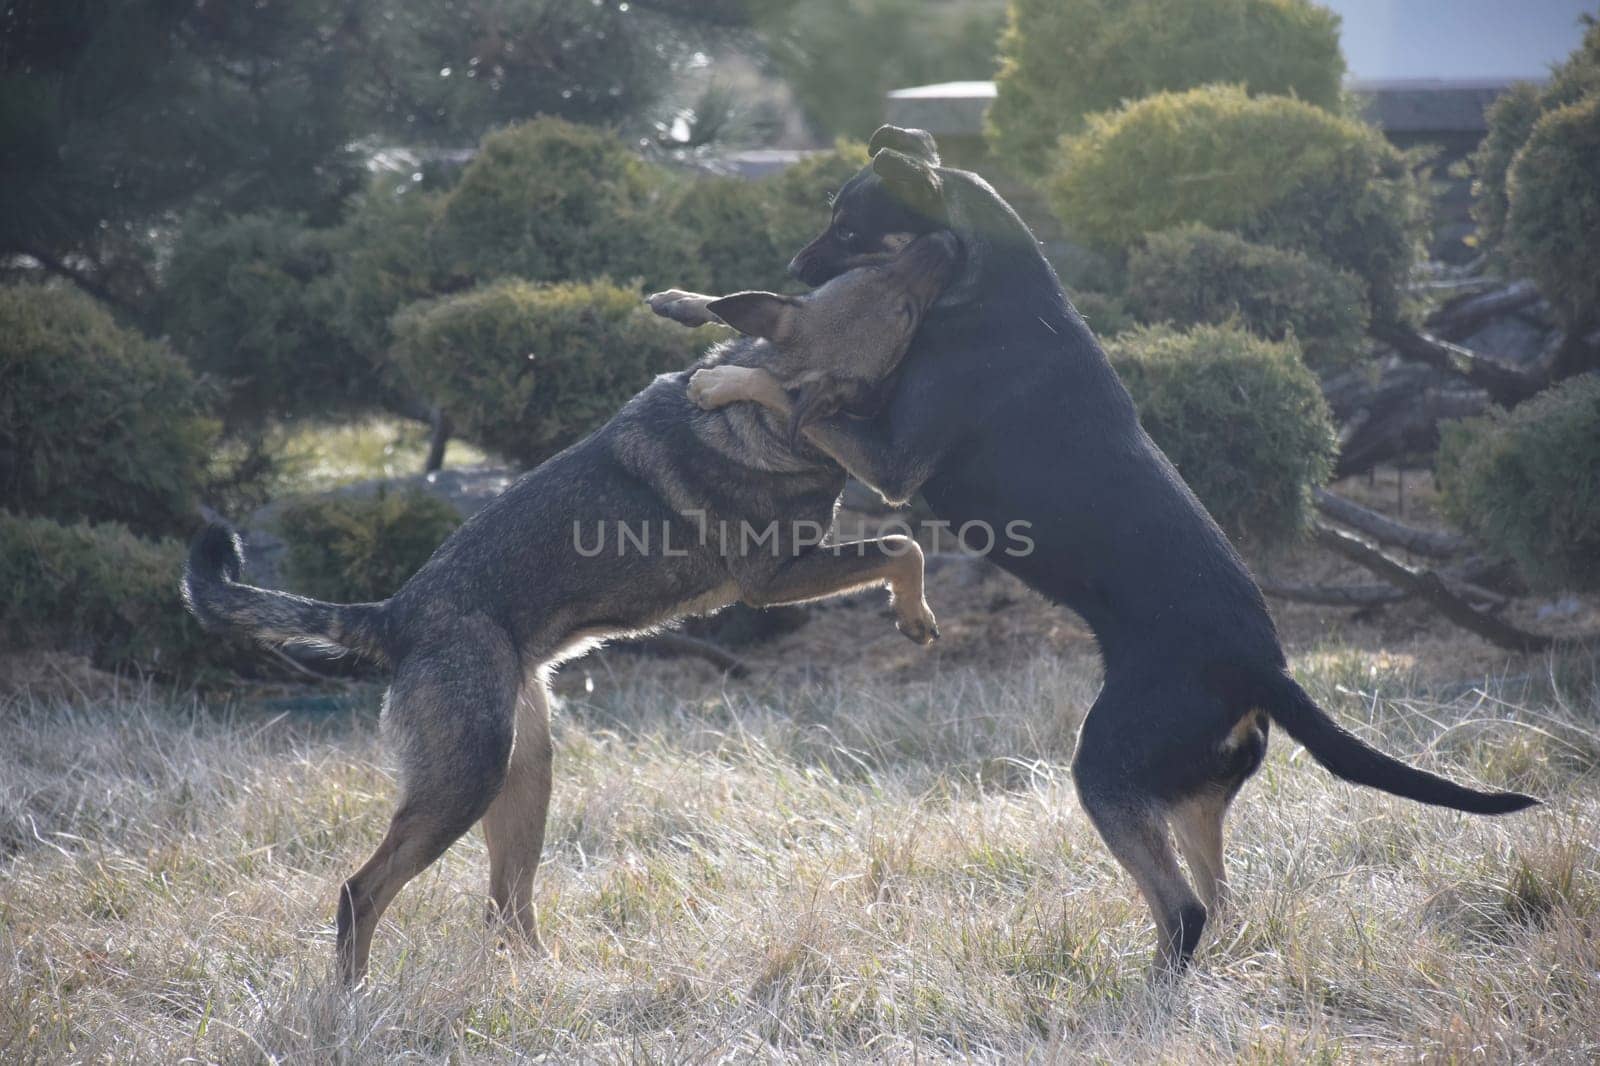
785, 126, 1537, 967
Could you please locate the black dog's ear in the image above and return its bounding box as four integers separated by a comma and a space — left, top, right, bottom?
705, 291, 798, 342
869, 125, 941, 165
871, 148, 945, 220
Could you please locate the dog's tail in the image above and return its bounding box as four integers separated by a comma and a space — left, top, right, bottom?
1262, 673, 1538, 814
182, 523, 391, 667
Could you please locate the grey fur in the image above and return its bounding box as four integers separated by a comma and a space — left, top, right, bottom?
181, 232, 958, 985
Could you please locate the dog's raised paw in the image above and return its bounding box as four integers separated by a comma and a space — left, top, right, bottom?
647, 289, 690, 313
896, 607, 940, 646
647, 290, 717, 327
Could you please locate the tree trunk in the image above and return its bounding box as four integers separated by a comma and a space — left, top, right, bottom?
424, 407, 451, 474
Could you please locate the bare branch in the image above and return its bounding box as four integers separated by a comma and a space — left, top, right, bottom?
1372, 324, 1546, 406
17, 246, 139, 316
1310, 523, 1593, 654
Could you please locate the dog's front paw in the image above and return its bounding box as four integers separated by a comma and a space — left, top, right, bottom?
647, 290, 715, 327
895, 601, 940, 646
688, 366, 750, 410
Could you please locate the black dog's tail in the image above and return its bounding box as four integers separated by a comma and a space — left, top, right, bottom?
1263, 674, 1538, 815
182, 524, 391, 667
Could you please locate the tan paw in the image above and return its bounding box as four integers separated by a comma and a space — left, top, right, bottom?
688, 366, 752, 410
647, 289, 715, 326
895, 601, 940, 645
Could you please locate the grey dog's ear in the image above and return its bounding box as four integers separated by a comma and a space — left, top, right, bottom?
705, 291, 798, 342
868, 125, 940, 165
871, 148, 945, 220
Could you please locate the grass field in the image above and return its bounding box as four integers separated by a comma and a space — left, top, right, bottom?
3, 642, 1597, 1063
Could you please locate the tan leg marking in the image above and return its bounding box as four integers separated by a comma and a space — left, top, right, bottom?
1169, 792, 1231, 914
482, 681, 554, 950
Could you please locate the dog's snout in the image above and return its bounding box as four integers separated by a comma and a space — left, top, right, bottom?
789, 248, 830, 287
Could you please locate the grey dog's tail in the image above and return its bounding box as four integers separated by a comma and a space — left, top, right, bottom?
182, 524, 391, 666
1264, 674, 1538, 815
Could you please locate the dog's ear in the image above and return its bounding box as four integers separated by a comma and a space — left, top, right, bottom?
705, 291, 798, 342
869, 125, 940, 166
871, 148, 945, 220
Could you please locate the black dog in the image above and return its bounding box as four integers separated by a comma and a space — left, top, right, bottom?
699, 125, 1537, 974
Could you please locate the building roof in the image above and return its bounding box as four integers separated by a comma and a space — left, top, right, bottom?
884, 4, 1591, 140
884, 76, 1539, 139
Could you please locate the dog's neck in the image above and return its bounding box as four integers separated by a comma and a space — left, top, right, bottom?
936, 168, 1063, 315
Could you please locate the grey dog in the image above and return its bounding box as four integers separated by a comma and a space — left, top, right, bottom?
182, 231, 958, 984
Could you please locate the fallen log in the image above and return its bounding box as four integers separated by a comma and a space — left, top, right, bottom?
1259, 579, 1408, 607
1322, 359, 1488, 477
1425, 280, 1541, 339
1312, 488, 1470, 558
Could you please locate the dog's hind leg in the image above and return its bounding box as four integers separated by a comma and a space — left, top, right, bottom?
482, 676, 554, 950
336, 622, 519, 986
1072, 687, 1207, 977
1169, 791, 1230, 915
1081, 795, 1204, 978
1170, 709, 1268, 916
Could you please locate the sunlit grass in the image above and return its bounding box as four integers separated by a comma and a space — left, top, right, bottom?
1, 650, 1595, 1062
272, 415, 492, 493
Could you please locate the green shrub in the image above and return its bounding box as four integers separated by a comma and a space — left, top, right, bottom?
1471, 82, 1545, 256
322, 184, 449, 376
671, 177, 787, 295
277, 486, 462, 603
1472, 19, 1599, 256
1503, 94, 1600, 329
989, 0, 1344, 177
1438, 375, 1600, 593
391, 278, 703, 468
1048, 85, 1425, 324
162, 211, 375, 426
0, 512, 220, 677
0, 283, 218, 536
1068, 289, 1137, 335
669, 141, 871, 294
436, 117, 686, 289
1106, 323, 1336, 543
1125, 224, 1369, 369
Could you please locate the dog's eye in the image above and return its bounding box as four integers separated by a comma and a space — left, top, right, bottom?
836, 227, 857, 245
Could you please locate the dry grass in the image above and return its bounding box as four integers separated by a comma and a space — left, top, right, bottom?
2, 648, 1598, 1064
